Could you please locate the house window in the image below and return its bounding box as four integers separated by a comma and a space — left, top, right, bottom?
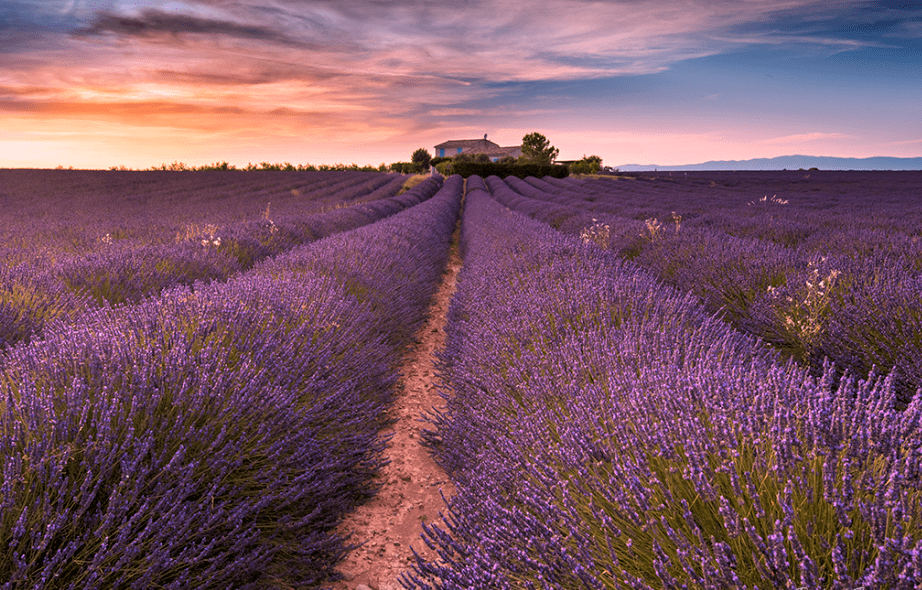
456, 148, 462, 154
439, 149, 445, 157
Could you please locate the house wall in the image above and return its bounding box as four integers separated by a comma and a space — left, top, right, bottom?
438, 147, 465, 157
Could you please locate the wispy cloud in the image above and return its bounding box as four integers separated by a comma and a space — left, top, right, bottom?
74, 8, 304, 46
764, 132, 853, 143
1, 0, 919, 167
884, 137, 922, 146
58, 1, 873, 82
709, 32, 889, 53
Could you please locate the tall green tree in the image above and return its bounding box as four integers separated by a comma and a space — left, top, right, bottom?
411, 148, 432, 170
520, 132, 559, 165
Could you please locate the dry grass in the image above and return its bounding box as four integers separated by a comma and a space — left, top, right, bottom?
570, 172, 626, 180
398, 174, 430, 194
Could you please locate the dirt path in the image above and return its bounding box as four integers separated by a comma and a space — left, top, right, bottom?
330, 239, 461, 590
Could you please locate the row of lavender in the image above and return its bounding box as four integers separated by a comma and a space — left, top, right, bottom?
484, 173, 922, 402
407, 177, 922, 589
549, 171, 922, 249
0, 176, 463, 588
0, 175, 439, 349
0, 170, 408, 260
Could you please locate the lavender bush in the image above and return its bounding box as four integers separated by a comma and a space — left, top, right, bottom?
0, 170, 406, 259
0, 176, 441, 349
1, 276, 389, 588
0, 175, 462, 588
407, 181, 922, 589
485, 172, 922, 399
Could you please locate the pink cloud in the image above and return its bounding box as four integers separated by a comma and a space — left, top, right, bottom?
1, 0, 918, 168
763, 132, 853, 143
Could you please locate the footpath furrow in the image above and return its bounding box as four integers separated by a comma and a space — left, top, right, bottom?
331, 229, 461, 590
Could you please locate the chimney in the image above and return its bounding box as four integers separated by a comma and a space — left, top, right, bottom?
484, 133, 488, 140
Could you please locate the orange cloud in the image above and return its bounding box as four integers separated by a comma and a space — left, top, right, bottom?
2, 0, 919, 168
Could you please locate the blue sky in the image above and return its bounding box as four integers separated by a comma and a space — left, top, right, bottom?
1, 0, 920, 168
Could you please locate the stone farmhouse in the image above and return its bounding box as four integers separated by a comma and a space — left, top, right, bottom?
434, 135, 522, 162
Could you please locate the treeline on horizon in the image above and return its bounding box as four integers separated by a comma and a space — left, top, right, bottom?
106, 161, 391, 172
35, 132, 607, 176
97, 132, 603, 175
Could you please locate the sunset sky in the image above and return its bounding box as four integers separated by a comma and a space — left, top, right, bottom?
1, 0, 920, 169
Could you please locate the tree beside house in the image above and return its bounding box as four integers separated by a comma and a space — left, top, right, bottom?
519, 132, 559, 165
428, 132, 602, 178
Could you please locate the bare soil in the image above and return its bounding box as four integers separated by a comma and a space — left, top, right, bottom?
330, 245, 461, 590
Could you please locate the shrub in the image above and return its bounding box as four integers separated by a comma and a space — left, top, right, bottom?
389, 162, 425, 174
446, 161, 569, 179
569, 155, 603, 175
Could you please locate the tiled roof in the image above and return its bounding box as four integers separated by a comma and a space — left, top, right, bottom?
479, 146, 522, 157
434, 139, 500, 150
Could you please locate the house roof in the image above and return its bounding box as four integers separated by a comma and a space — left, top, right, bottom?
479, 146, 522, 157
434, 139, 500, 151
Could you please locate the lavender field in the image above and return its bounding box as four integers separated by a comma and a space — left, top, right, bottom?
0, 170, 920, 588
485, 171, 922, 403
410, 172, 922, 590
0, 170, 457, 587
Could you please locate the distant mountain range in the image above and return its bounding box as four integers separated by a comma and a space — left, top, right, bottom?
615, 155, 922, 172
